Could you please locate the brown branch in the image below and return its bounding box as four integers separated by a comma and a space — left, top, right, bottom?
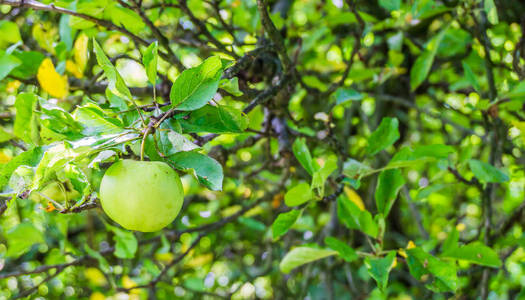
178, 0, 239, 58
125, 0, 186, 71
256, 0, 291, 72
447, 167, 480, 186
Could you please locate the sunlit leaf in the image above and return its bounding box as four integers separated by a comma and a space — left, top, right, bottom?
280, 247, 337, 274
170, 56, 223, 111
441, 242, 502, 268
272, 209, 301, 239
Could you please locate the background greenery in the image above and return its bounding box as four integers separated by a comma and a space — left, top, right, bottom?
0, 0, 523, 299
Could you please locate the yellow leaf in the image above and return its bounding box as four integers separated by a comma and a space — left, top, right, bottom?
456, 223, 466, 232
154, 252, 174, 263
84, 268, 107, 286
66, 60, 83, 78
185, 253, 213, 268
6, 80, 21, 93
74, 33, 89, 72
45, 201, 56, 212
89, 292, 105, 300
344, 187, 365, 211
398, 249, 407, 258
407, 240, 416, 249
37, 58, 68, 98
122, 276, 141, 295
32, 23, 57, 54
0, 152, 11, 163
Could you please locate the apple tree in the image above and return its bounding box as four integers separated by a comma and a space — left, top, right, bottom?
0, 0, 524, 299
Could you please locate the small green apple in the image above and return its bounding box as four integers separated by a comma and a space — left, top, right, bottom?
31, 180, 80, 203
99, 159, 184, 232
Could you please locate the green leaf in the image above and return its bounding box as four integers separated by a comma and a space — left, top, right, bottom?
179, 105, 248, 134
272, 209, 301, 239
108, 224, 138, 259
238, 217, 266, 232
74, 103, 124, 136
342, 159, 373, 178
407, 247, 458, 292
14, 93, 40, 145
292, 138, 317, 175
39, 101, 84, 142
0, 51, 21, 81
442, 228, 459, 253
415, 183, 447, 201
441, 242, 502, 268
59, 15, 74, 50
108, 4, 146, 34
311, 155, 337, 197
462, 61, 480, 92
0, 127, 13, 143
219, 77, 243, 96
410, 25, 448, 90
375, 168, 405, 217
106, 89, 128, 111
280, 247, 337, 274
284, 182, 313, 206
334, 87, 363, 105
0, 147, 44, 190
484, 0, 498, 25
6, 222, 45, 257
410, 51, 434, 91
165, 131, 199, 154
468, 159, 508, 183
218, 105, 249, 132
93, 39, 132, 100
168, 151, 223, 191
10, 51, 45, 79
366, 117, 399, 156
378, 0, 401, 11
142, 41, 158, 85
170, 56, 223, 111
337, 195, 378, 238
325, 237, 357, 262
0, 21, 21, 48
506, 81, 525, 99
365, 251, 396, 291
387, 144, 453, 169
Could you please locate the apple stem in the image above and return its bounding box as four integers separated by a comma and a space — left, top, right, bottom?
140, 125, 153, 161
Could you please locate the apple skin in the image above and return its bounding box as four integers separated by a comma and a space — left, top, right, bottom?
100, 160, 184, 232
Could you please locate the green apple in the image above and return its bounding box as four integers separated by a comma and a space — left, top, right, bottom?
99, 159, 184, 232
31, 180, 80, 203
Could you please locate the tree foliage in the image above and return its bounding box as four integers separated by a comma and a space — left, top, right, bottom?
0, 0, 523, 299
